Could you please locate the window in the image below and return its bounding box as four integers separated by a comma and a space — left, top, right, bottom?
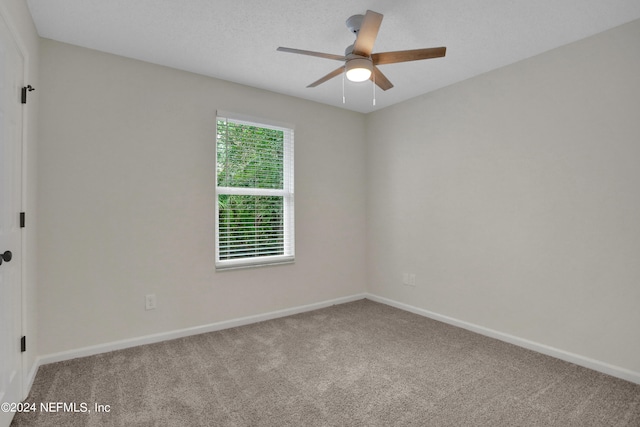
215, 111, 294, 269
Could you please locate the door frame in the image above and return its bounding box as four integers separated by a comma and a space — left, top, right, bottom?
0, 1, 31, 401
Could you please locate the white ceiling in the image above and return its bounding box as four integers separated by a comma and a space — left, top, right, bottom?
26, 0, 640, 113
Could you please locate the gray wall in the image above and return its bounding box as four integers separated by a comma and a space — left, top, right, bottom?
37, 39, 367, 355
366, 19, 640, 373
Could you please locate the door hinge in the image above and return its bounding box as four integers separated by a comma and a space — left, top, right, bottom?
21, 336, 26, 352
21, 85, 35, 104
20, 212, 25, 228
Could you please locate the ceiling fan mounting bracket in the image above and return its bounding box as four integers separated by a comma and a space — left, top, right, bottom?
346, 14, 364, 35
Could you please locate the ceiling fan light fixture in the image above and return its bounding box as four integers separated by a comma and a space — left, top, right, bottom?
345, 57, 372, 82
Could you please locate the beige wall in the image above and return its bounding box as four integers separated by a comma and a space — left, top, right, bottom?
37, 39, 367, 355
366, 19, 640, 373
1, 0, 40, 390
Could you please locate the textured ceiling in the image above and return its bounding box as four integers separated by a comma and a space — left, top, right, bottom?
26, 0, 640, 113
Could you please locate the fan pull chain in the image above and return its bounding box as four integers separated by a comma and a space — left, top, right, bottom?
342, 71, 346, 104
372, 72, 376, 106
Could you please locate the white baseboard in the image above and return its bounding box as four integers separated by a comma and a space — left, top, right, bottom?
365, 293, 640, 385
36, 293, 367, 368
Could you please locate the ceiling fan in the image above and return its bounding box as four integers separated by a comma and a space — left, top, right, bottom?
277, 10, 446, 91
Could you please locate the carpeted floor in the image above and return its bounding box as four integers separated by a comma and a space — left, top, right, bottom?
11, 299, 640, 426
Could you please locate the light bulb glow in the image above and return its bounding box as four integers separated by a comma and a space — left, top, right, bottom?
345, 58, 372, 82
346, 67, 372, 82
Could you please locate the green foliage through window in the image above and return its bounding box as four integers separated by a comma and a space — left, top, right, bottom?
217, 121, 284, 189
216, 117, 294, 267
217, 195, 284, 259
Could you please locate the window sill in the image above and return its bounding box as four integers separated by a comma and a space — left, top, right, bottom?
215, 256, 295, 271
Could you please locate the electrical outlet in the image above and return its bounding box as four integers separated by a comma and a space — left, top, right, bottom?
402, 273, 410, 285
145, 294, 156, 310
409, 274, 416, 287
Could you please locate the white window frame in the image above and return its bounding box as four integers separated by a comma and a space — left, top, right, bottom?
215, 111, 294, 270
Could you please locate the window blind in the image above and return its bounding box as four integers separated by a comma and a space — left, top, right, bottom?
215, 112, 294, 269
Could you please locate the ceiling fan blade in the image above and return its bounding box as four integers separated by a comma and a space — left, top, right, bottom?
277, 47, 345, 61
352, 10, 383, 57
371, 66, 393, 91
372, 47, 446, 65
307, 66, 345, 88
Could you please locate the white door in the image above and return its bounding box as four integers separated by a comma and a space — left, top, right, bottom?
0, 10, 24, 427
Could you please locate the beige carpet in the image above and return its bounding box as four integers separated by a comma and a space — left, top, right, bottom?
11, 299, 640, 426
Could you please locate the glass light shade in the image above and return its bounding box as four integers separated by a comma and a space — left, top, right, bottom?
345, 58, 372, 82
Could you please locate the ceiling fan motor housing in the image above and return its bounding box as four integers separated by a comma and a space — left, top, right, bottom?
345, 44, 355, 56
